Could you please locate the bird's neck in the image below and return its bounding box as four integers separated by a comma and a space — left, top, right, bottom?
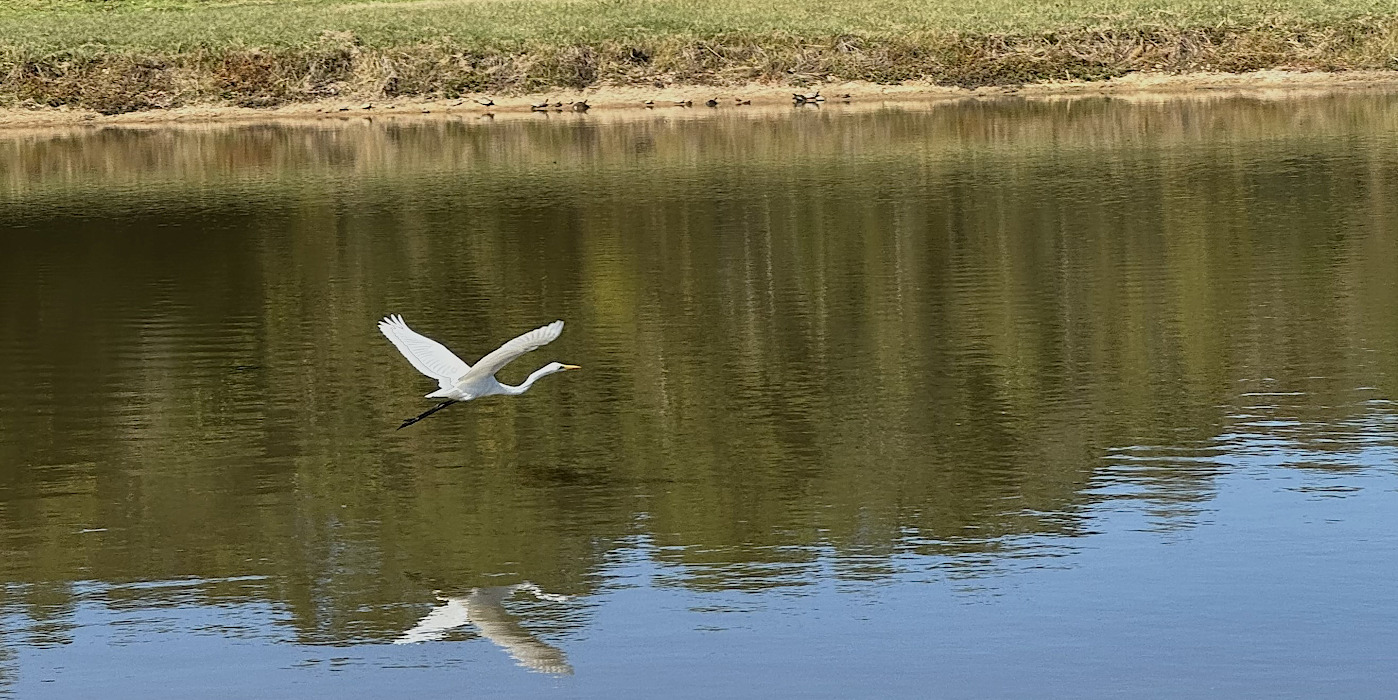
501, 366, 553, 395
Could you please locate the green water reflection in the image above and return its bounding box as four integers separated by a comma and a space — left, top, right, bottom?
0, 92, 1396, 655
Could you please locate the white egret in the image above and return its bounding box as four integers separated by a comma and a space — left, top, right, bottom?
394, 584, 573, 675
378, 315, 579, 429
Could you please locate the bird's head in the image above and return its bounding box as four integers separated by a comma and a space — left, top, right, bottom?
541, 362, 581, 376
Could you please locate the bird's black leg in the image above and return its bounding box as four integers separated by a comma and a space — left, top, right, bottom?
397, 400, 457, 430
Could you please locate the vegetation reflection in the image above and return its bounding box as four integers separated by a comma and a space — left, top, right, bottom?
0, 92, 1395, 650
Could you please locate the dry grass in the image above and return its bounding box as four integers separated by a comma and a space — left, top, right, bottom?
2, 0, 1397, 113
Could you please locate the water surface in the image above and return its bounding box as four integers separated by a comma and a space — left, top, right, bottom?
2, 93, 1398, 697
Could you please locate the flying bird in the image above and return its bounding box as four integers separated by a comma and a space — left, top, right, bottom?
378, 315, 579, 429
394, 584, 573, 675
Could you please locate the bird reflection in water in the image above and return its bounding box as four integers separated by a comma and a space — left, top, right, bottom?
394, 583, 574, 675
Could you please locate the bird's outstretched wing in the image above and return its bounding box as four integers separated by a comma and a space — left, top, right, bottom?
393, 598, 470, 645
466, 586, 573, 675
378, 315, 470, 390
462, 321, 564, 381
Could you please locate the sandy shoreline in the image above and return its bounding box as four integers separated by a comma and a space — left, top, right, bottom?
3, 70, 1398, 130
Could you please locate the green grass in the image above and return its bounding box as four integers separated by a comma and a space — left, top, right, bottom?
3, 0, 1395, 50
2, 0, 1397, 113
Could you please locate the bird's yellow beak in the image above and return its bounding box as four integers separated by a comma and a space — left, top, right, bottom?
561, 364, 582, 370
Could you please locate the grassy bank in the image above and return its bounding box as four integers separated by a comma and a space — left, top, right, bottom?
2, 0, 1397, 114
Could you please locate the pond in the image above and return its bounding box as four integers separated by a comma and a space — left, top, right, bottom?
1, 92, 1397, 698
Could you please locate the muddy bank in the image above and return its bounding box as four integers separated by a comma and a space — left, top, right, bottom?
2, 70, 1398, 130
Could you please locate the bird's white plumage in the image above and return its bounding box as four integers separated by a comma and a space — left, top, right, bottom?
460, 320, 565, 383
393, 598, 470, 645
377, 314, 470, 389
393, 585, 573, 674
380, 315, 573, 413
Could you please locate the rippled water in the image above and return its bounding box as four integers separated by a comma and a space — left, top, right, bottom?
2, 93, 1397, 697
